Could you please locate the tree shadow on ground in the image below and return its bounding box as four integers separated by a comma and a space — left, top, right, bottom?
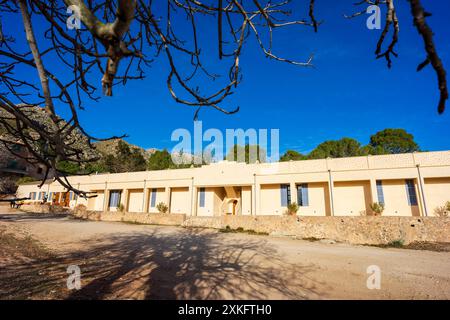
0, 227, 329, 299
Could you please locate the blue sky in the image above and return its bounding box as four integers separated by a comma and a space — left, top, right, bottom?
3, 1, 450, 155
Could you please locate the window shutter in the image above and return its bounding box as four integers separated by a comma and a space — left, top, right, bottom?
301, 183, 309, 206
280, 185, 287, 207
109, 190, 122, 207
376, 180, 385, 205
199, 188, 206, 207
405, 180, 418, 206
109, 192, 115, 207
150, 188, 157, 207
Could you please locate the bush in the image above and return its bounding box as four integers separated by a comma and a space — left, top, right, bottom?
117, 203, 125, 213
285, 202, 299, 216
15, 176, 35, 185
434, 206, 449, 217
156, 202, 169, 214
369, 202, 385, 216
387, 239, 404, 248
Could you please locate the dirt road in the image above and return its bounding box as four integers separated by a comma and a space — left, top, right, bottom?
1, 210, 449, 299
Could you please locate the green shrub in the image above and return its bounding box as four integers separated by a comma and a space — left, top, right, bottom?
369, 202, 385, 216
219, 225, 268, 236
387, 239, 404, 248
117, 203, 125, 213
15, 176, 35, 185
156, 202, 169, 214
285, 202, 299, 216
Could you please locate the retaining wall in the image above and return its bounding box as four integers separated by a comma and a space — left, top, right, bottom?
18, 204, 450, 245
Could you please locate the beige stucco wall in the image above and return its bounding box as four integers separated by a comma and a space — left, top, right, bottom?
170, 187, 190, 214
127, 189, 144, 213
424, 177, 450, 216
381, 180, 420, 217
87, 190, 104, 211
297, 182, 331, 216
241, 186, 252, 215
260, 184, 284, 215
333, 181, 371, 216
196, 187, 217, 216
147, 188, 165, 213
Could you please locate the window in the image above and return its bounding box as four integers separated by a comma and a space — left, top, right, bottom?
150, 188, 157, 207
297, 184, 309, 206
49, 192, 53, 201
376, 180, 385, 205
405, 180, 418, 206
280, 184, 291, 207
199, 188, 206, 208
29, 192, 36, 200
109, 190, 122, 208
38, 192, 42, 200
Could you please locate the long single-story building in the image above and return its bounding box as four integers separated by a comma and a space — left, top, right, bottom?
16, 151, 450, 217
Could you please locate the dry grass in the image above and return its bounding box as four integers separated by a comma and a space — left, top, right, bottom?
0, 227, 52, 260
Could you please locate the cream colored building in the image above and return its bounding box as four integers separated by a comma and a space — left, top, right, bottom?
16, 151, 450, 217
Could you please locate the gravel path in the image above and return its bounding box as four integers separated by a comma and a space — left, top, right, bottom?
1, 210, 449, 299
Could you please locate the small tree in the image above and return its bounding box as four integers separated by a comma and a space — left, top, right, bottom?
285, 202, 299, 216
156, 202, 169, 214
369, 202, 385, 216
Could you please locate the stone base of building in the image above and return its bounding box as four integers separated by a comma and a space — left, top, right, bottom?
19, 204, 71, 214
18, 204, 450, 245
183, 215, 450, 245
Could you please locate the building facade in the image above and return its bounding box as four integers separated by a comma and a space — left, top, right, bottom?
16, 151, 450, 217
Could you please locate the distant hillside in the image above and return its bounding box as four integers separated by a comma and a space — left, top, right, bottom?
94, 139, 157, 161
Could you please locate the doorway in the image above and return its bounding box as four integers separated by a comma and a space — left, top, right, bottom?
232, 200, 238, 215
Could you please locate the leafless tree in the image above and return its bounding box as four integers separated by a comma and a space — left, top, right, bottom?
0, 0, 447, 196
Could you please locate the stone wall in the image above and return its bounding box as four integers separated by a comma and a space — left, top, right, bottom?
20, 204, 71, 214
18, 204, 450, 245
182, 215, 450, 245
72, 205, 185, 226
